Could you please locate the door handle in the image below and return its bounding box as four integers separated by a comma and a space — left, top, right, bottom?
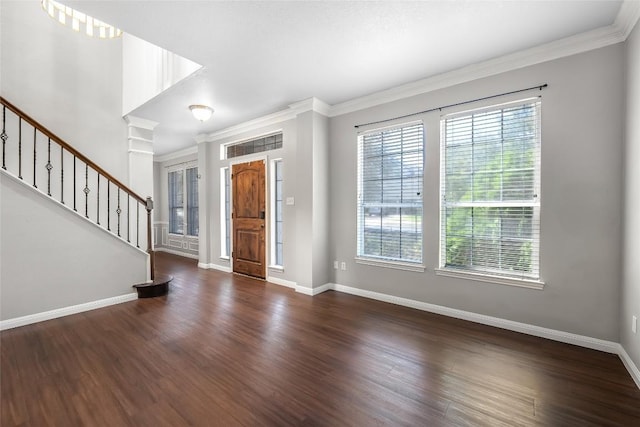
260, 224, 265, 228
259, 211, 265, 219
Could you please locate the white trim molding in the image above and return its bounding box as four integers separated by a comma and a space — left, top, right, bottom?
198, 263, 232, 273
195, 97, 330, 144
0, 293, 138, 331
267, 276, 296, 289
155, 247, 199, 260
328, 13, 638, 117
355, 257, 425, 273
154, 145, 198, 163
158, 2, 640, 161
315, 283, 619, 354
124, 115, 159, 130
312, 282, 639, 389
618, 345, 640, 389
295, 283, 333, 296
435, 268, 545, 290
615, 0, 640, 39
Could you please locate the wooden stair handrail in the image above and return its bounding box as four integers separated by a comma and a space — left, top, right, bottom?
0, 96, 146, 205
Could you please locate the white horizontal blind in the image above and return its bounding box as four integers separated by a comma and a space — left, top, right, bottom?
440, 100, 541, 279
168, 170, 184, 235
186, 167, 199, 237
357, 123, 424, 263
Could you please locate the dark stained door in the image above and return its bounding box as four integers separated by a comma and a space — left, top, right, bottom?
232, 161, 266, 279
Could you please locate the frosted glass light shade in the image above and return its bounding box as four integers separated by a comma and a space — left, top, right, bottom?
189, 105, 214, 122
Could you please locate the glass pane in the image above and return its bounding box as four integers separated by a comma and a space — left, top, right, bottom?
358, 124, 423, 263
168, 170, 184, 234
186, 168, 199, 236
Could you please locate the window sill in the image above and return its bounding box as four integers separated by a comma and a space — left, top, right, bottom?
268, 265, 284, 272
435, 268, 545, 290
220, 256, 230, 261
355, 257, 425, 272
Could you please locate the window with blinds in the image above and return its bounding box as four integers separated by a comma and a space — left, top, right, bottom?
186, 167, 199, 237
357, 123, 424, 264
440, 99, 541, 280
168, 166, 199, 237
168, 170, 184, 235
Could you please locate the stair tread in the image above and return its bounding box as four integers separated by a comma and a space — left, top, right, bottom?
133, 275, 173, 288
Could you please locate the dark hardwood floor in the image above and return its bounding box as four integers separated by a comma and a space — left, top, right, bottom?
2, 252, 639, 426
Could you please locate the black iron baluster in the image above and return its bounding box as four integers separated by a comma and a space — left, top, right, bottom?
18, 117, 22, 179
73, 156, 77, 211
1, 106, 6, 170
97, 173, 100, 225
60, 147, 64, 204
84, 164, 90, 218
32, 128, 37, 188
46, 138, 52, 196
136, 203, 140, 248
117, 188, 121, 237
127, 195, 130, 242
107, 180, 111, 231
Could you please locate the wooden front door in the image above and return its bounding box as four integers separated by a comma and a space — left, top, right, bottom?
232, 161, 266, 279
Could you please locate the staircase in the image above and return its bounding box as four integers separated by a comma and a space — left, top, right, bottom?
0, 97, 171, 301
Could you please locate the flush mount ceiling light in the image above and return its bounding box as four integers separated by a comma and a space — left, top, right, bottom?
42, 0, 122, 39
189, 105, 214, 122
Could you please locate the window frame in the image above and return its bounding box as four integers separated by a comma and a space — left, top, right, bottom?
437, 98, 544, 289
355, 121, 425, 272
269, 159, 284, 270
220, 167, 231, 259
167, 162, 199, 238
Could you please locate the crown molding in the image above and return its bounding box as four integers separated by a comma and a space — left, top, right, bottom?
153, 145, 198, 163
288, 97, 331, 116
124, 115, 159, 130
615, 0, 640, 39
168, 2, 640, 151
197, 97, 330, 144
329, 23, 626, 117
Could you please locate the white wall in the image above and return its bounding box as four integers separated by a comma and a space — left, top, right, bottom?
329, 44, 625, 341
0, 2, 151, 320
1, 173, 147, 320
0, 1, 129, 184
622, 22, 640, 369
122, 34, 201, 115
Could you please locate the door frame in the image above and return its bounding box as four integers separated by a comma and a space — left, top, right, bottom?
227, 154, 271, 275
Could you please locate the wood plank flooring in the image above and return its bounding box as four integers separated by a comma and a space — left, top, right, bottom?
2, 251, 639, 426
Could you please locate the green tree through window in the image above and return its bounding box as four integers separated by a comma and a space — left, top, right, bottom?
441, 100, 541, 279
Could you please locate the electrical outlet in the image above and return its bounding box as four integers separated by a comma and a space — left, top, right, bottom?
333, 260, 338, 269
633, 315, 637, 334
340, 262, 346, 271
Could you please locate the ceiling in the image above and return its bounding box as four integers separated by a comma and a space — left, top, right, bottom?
67, 1, 625, 156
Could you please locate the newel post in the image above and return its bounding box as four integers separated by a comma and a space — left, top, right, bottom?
146, 196, 155, 281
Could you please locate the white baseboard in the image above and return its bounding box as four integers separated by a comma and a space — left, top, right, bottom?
267, 276, 297, 289
198, 262, 232, 273
326, 282, 640, 389
295, 283, 333, 296
328, 283, 619, 354
618, 345, 640, 389
0, 293, 138, 331
155, 247, 199, 260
